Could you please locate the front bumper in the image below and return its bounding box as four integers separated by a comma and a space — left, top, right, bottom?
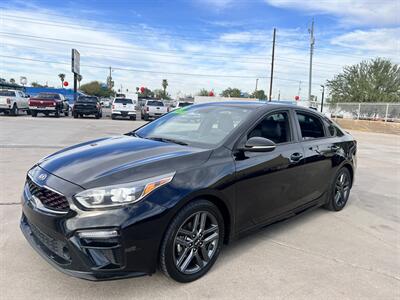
20, 167, 169, 281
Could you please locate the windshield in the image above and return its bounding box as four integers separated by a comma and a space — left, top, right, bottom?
0, 91, 16, 96
36, 93, 60, 99
135, 105, 253, 147
147, 100, 164, 106
179, 102, 192, 107
114, 98, 133, 104
77, 97, 98, 102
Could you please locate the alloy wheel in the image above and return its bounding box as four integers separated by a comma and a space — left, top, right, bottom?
173, 211, 219, 275
334, 172, 350, 207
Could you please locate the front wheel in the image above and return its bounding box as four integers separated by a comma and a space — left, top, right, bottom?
160, 200, 224, 283
324, 167, 352, 211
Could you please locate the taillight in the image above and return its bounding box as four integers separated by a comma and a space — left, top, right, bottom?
167, 107, 170, 112
112, 105, 115, 109
146, 107, 149, 111
28, 100, 31, 105
6, 98, 11, 104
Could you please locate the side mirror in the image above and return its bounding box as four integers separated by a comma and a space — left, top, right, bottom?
243, 137, 276, 152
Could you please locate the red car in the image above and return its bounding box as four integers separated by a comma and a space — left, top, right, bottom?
29, 93, 70, 117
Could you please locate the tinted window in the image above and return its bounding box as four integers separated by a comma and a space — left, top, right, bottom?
0, 91, 16, 96
297, 112, 325, 139
114, 98, 133, 104
78, 96, 98, 102
324, 118, 344, 137
37, 93, 61, 99
147, 100, 164, 106
178, 102, 192, 107
248, 112, 291, 144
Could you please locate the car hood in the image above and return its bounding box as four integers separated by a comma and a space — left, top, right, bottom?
38, 135, 211, 189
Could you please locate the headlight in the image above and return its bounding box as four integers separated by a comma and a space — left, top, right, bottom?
75, 172, 175, 208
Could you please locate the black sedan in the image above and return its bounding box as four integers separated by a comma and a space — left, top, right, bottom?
20, 102, 356, 282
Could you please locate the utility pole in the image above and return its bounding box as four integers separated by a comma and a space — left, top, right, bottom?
107, 66, 113, 90
308, 18, 315, 102
255, 78, 259, 92
268, 28, 276, 102
320, 85, 325, 113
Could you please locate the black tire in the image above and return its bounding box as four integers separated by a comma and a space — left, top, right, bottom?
324, 167, 352, 211
95, 113, 100, 119
160, 200, 224, 283
130, 116, 136, 120
143, 114, 149, 121
10, 104, 18, 116
64, 110, 69, 117
73, 112, 78, 118
31, 110, 37, 117
26, 109, 31, 115
54, 110, 60, 118
111, 115, 116, 120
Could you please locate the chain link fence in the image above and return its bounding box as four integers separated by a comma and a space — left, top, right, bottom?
327, 102, 400, 122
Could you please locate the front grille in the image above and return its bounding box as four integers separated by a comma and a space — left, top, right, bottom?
27, 177, 70, 211
27, 218, 70, 262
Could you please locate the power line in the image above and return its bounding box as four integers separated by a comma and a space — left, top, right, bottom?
0, 34, 351, 70
0, 54, 325, 85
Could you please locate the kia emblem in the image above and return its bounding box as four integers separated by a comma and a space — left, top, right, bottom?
38, 173, 47, 181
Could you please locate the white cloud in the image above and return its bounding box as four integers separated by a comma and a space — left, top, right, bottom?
264, 0, 400, 26
331, 28, 400, 55
0, 6, 397, 100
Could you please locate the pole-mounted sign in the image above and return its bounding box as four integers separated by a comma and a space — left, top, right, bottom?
71, 49, 80, 102
71, 49, 80, 75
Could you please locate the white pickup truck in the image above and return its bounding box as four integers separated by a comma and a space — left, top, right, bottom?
0, 89, 30, 116
141, 99, 169, 121
111, 98, 137, 120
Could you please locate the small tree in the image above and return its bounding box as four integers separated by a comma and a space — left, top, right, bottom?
58, 73, 66, 88
221, 87, 242, 98
9, 78, 15, 84
80, 81, 114, 97
198, 89, 210, 96
252, 90, 266, 100
31, 82, 45, 87
327, 58, 400, 103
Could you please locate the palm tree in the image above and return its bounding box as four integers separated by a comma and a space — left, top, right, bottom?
58, 73, 65, 88
77, 74, 83, 88
162, 79, 168, 98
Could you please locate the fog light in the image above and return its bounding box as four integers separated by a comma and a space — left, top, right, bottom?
78, 230, 118, 239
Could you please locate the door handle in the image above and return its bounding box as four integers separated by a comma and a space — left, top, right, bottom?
290, 152, 303, 162
331, 145, 340, 151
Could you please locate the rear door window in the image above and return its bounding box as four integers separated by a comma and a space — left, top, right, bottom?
296, 112, 325, 140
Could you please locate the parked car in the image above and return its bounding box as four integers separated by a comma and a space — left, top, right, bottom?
0, 89, 30, 115
29, 93, 69, 117
100, 98, 111, 108
73, 96, 102, 119
111, 98, 136, 120
171, 101, 193, 111
141, 99, 169, 120
20, 102, 356, 282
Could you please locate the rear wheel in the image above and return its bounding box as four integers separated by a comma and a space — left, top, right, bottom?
73, 112, 78, 118
111, 114, 116, 120
54, 110, 60, 118
324, 167, 352, 211
143, 114, 149, 121
64, 110, 69, 117
95, 112, 100, 119
10, 104, 18, 116
31, 110, 37, 117
160, 200, 224, 283
130, 115, 136, 120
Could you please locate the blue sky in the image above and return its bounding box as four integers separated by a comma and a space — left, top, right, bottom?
0, 0, 399, 99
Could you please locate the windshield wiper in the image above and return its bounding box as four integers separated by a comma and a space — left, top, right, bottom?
147, 136, 188, 146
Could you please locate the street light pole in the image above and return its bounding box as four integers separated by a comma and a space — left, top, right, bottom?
320, 85, 325, 113
255, 78, 259, 92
